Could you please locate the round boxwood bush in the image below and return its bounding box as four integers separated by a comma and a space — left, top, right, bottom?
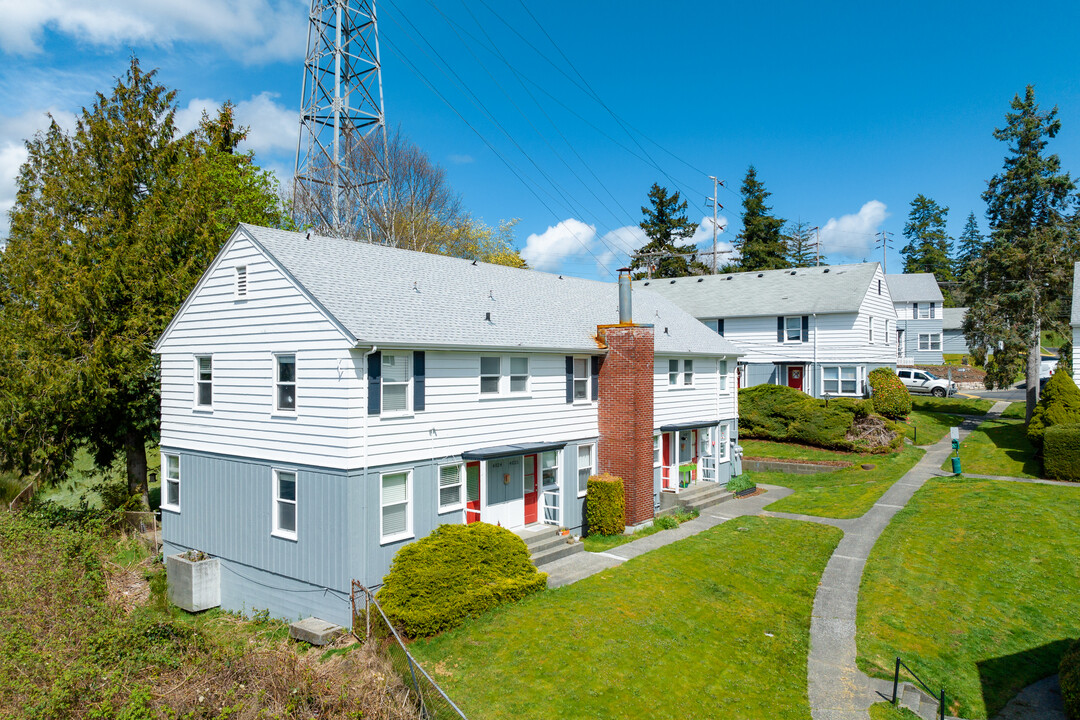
377, 523, 547, 638
1061, 639, 1080, 719
868, 368, 911, 420
586, 473, 625, 536
1027, 369, 1080, 449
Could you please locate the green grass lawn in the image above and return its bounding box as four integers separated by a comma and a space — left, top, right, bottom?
909, 397, 993, 415
868, 702, 921, 720
757, 446, 924, 519
941, 418, 1040, 478
582, 508, 697, 553
999, 401, 1027, 420
902, 411, 964, 446
740, 438, 873, 462
412, 517, 843, 720
857, 477, 1080, 718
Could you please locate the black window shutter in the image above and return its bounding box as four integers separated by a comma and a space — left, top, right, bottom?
930, 302, 936, 319
591, 356, 600, 401
565, 356, 574, 404
717, 319, 724, 336
912, 304, 918, 319
801, 316, 809, 342
777, 317, 784, 343
413, 351, 425, 412
367, 351, 382, 415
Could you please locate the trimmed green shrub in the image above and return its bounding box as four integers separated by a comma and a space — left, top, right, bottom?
1044, 424, 1080, 482
377, 523, 547, 638
1062, 639, 1080, 719
739, 384, 860, 451
868, 368, 912, 420
1028, 370, 1080, 448
653, 514, 679, 530
727, 474, 756, 494
586, 473, 625, 536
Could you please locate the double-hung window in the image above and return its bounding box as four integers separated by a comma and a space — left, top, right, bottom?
917, 302, 931, 319
509, 357, 529, 392
869, 317, 875, 343
668, 359, 694, 386
653, 435, 661, 467
381, 471, 412, 542
823, 366, 858, 395
541, 450, 559, 487
382, 353, 411, 412
573, 358, 589, 400
718, 360, 728, 391
718, 425, 729, 460
480, 356, 501, 394
162, 454, 180, 511
195, 356, 212, 407
785, 316, 802, 342
273, 469, 297, 539
577, 444, 594, 496
919, 333, 942, 351
275, 354, 296, 411
438, 464, 463, 512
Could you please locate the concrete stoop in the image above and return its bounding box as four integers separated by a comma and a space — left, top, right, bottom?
662, 482, 735, 513
517, 525, 584, 568
897, 681, 944, 720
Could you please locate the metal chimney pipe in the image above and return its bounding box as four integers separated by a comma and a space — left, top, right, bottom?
618, 267, 632, 324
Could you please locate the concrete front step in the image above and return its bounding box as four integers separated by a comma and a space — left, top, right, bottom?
673, 483, 734, 512
531, 540, 584, 567
515, 525, 560, 549
898, 682, 942, 720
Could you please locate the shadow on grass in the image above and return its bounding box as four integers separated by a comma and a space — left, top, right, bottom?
979, 420, 1042, 477
977, 638, 1074, 715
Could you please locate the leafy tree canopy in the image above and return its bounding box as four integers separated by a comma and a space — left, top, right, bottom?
735, 165, 787, 271
630, 183, 706, 279
0, 57, 290, 500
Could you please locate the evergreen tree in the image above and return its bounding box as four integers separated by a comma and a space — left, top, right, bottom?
900, 194, 955, 280
735, 165, 788, 270
954, 211, 984, 279
630, 183, 706, 279
963, 85, 1079, 418
0, 58, 289, 502
784, 220, 818, 267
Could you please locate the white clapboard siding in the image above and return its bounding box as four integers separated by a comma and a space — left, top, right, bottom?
653, 356, 737, 428
359, 352, 600, 467
159, 236, 361, 468
854, 264, 900, 364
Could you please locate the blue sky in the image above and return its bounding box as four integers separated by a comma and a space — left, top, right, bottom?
2, 1, 1079, 281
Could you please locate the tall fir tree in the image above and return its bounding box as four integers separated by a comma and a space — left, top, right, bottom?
0, 58, 289, 502
630, 183, 707, 279
784, 220, 818, 267
735, 165, 788, 271
963, 85, 1079, 418
900, 195, 955, 280
954, 211, 984, 278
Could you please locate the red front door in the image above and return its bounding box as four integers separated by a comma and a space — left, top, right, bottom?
662, 433, 673, 489
465, 461, 480, 524
524, 454, 538, 524
787, 365, 803, 391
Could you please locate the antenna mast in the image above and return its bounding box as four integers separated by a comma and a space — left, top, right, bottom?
294, 0, 389, 239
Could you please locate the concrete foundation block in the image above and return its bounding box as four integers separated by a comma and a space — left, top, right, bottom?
289, 617, 345, 646
166, 553, 221, 612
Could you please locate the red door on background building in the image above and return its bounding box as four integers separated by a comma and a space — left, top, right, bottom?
523, 454, 539, 524
465, 461, 481, 524
787, 365, 803, 392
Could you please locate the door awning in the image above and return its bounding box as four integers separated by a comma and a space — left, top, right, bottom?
659, 419, 721, 433
461, 441, 568, 462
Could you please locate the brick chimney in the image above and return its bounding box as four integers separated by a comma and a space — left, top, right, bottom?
596, 269, 655, 526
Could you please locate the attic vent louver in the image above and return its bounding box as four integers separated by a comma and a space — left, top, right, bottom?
235, 266, 248, 298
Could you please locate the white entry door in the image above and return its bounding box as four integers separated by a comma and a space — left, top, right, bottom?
698, 426, 716, 482
485, 457, 525, 529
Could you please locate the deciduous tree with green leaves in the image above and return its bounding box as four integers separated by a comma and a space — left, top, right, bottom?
0, 58, 289, 503
962, 85, 1079, 418
735, 165, 787, 271
630, 183, 706, 279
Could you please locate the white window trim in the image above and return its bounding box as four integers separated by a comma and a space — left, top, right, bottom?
917, 302, 931, 320
379, 352, 413, 416
479, 355, 502, 395
919, 333, 942, 352
576, 443, 594, 498
438, 462, 465, 513
508, 355, 530, 395
194, 354, 213, 410
540, 449, 561, 489
821, 366, 860, 396
653, 434, 662, 468
235, 265, 248, 299
717, 425, 729, 461
380, 470, 414, 544
161, 453, 181, 513
718, 359, 729, 392
784, 315, 803, 343
477, 354, 531, 398
273, 353, 297, 414
667, 358, 695, 388
271, 468, 298, 541
869, 316, 875, 344
572, 357, 591, 404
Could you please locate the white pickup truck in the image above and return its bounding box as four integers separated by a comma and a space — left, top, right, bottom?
896, 368, 957, 397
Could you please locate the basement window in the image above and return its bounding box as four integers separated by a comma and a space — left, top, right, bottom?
162, 454, 180, 512
272, 469, 297, 540
577, 444, 594, 497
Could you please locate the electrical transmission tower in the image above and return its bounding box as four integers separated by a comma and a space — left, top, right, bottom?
294, 0, 389, 238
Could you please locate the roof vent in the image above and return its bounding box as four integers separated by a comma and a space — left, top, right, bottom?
823, 268, 830, 273
643, 281, 650, 286
485, 312, 491, 322
670, 279, 676, 284
757, 273, 764, 278
726, 276, 732, 280
697, 278, 704, 282
790, 271, 796, 276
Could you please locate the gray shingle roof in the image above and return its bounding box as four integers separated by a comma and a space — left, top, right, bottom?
634, 263, 880, 318
942, 307, 967, 330
1073, 262, 1080, 326
242, 225, 739, 356
885, 273, 944, 303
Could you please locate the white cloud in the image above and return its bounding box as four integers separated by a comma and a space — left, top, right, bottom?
819, 200, 889, 259
175, 92, 297, 156
0, 0, 306, 64
689, 214, 730, 246
521, 218, 597, 272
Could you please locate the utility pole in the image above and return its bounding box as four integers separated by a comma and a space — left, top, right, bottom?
808, 225, 821, 266
875, 229, 894, 273
707, 176, 725, 274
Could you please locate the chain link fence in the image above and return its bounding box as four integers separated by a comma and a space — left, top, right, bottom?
351, 582, 468, 720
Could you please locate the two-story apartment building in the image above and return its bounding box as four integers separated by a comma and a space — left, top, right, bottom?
637, 263, 896, 399
886, 273, 945, 365
155, 224, 741, 625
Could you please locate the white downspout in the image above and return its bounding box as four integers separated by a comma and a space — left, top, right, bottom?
813, 314, 818, 397
361, 345, 378, 491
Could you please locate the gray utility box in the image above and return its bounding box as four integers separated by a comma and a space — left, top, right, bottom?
166, 553, 221, 612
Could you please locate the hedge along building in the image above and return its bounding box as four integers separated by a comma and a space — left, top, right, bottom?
636, 263, 897, 400
1072, 262, 1080, 387
154, 224, 741, 625
886, 272, 945, 365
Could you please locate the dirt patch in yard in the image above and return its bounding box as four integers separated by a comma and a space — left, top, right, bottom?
915, 364, 986, 384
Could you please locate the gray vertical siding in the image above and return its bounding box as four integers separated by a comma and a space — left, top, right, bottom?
897, 318, 944, 364
744, 363, 778, 388
942, 330, 969, 355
